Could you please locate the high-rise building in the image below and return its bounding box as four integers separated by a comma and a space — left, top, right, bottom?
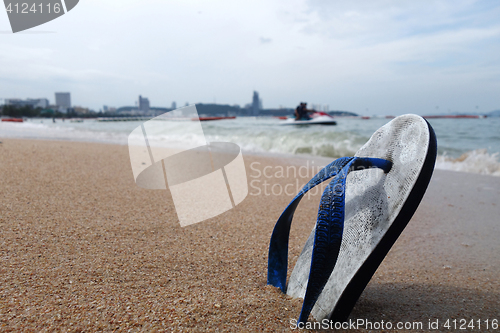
171, 101, 177, 110
138, 95, 150, 113
5, 98, 49, 109
252, 91, 261, 116
55, 92, 71, 108
55, 92, 71, 112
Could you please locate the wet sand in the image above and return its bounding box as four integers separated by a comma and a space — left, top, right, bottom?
0, 138, 498, 332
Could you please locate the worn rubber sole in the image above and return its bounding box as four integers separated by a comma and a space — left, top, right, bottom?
286, 114, 437, 322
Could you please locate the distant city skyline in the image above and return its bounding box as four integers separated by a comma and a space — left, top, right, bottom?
2, 90, 268, 113
1, 1, 499, 116
4, 98, 49, 109
1, 91, 497, 116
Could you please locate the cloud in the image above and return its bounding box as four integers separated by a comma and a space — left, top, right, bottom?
260, 37, 272, 44
0, 0, 499, 114
297, 0, 500, 43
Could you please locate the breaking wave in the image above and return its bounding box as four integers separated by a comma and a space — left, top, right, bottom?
2, 117, 500, 177
436, 149, 500, 176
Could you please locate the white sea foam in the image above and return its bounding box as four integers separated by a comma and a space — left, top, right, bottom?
3, 117, 500, 177
436, 149, 500, 176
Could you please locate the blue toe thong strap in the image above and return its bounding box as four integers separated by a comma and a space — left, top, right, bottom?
267, 157, 392, 323
267, 157, 354, 292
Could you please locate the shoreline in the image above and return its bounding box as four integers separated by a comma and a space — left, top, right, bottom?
1, 133, 500, 179
0, 138, 499, 332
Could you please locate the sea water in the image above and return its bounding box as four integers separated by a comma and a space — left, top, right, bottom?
1, 116, 499, 176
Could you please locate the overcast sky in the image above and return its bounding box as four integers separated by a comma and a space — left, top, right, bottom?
1, 0, 499, 115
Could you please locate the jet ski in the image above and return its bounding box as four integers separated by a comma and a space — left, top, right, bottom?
280, 111, 337, 126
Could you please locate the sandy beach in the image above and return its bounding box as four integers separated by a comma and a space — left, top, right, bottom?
0, 138, 498, 332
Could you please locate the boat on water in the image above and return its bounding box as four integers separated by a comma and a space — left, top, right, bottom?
1, 118, 23, 123
194, 116, 236, 121
280, 111, 337, 126
423, 115, 486, 119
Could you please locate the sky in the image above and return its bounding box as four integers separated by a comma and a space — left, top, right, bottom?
1, 0, 499, 115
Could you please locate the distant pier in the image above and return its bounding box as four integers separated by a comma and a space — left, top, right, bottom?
97, 117, 153, 122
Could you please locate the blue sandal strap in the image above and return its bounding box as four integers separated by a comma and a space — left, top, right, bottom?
266, 156, 391, 323
267, 157, 355, 292
298, 157, 391, 323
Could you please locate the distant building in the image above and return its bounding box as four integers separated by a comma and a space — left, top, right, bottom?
171, 101, 177, 110
55, 92, 71, 113
138, 95, 150, 113
311, 104, 329, 112
74, 106, 92, 115
103, 105, 108, 112
5, 98, 49, 109
252, 91, 262, 116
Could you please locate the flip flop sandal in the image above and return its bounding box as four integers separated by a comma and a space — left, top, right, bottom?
267, 114, 437, 324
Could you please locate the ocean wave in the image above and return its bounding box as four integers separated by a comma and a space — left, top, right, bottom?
435, 149, 500, 177
203, 125, 365, 159
4, 118, 500, 177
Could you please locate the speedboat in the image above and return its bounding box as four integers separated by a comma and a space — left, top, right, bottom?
1, 118, 23, 122
280, 111, 337, 126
